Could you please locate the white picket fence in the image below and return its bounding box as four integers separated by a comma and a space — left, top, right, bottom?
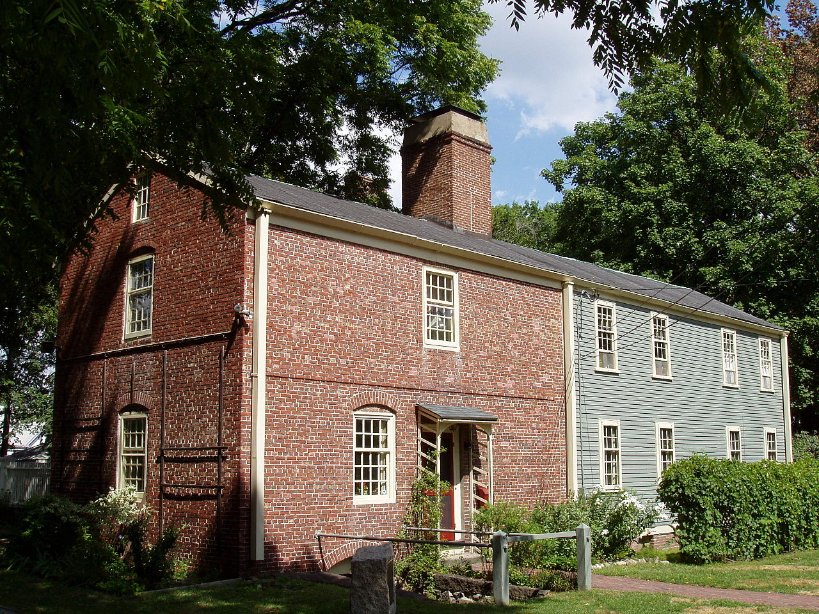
0, 461, 50, 505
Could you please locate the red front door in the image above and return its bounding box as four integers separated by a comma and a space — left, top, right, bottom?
439, 433, 456, 540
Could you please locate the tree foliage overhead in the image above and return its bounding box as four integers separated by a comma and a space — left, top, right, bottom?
492, 200, 558, 253
0, 0, 498, 281
540, 43, 819, 427
767, 0, 819, 153
493, 0, 776, 93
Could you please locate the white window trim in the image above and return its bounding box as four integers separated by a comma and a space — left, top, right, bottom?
599, 419, 622, 490
124, 254, 154, 340
352, 409, 396, 505
721, 328, 739, 388
595, 300, 619, 373
650, 312, 672, 380
655, 422, 675, 479
758, 338, 774, 392
764, 428, 778, 461
726, 426, 742, 461
422, 266, 460, 351
131, 173, 150, 222
117, 412, 147, 498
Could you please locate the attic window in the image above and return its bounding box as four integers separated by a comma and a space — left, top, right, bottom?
132, 173, 150, 222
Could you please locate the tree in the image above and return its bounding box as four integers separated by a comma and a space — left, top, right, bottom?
493, 0, 777, 94
0, 0, 498, 287
1, 286, 56, 455
492, 200, 558, 252
542, 45, 819, 428
767, 0, 819, 152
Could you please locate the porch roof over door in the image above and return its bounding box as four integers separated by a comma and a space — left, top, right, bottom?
417, 403, 498, 425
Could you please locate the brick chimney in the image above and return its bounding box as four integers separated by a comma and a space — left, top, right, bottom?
401, 106, 492, 235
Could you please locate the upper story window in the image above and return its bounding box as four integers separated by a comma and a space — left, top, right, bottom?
125, 254, 154, 339
595, 301, 618, 371
656, 422, 675, 477
119, 413, 147, 494
759, 338, 774, 392
423, 267, 459, 350
600, 420, 621, 489
651, 313, 671, 378
132, 173, 150, 222
353, 410, 395, 504
727, 427, 742, 461
722, 329, 739, 387
765, 428, 777, 461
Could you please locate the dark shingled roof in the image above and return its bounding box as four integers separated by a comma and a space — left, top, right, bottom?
418, 404, 499, 423
248, 174, 782, 331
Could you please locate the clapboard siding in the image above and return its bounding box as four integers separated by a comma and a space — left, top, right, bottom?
573, 291, 786, 501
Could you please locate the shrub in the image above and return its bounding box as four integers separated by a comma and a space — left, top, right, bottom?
474, 491, 656, 571
793, 432, 819, 461
3, 490, 181, 592
658, 455, 819, 563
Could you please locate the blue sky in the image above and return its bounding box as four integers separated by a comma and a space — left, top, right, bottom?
387, 3, 619, 207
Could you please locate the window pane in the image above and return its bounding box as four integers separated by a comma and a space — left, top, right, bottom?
354, 414, 392, 499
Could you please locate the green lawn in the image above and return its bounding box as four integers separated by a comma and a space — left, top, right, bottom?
597, 548, 819, 595
0, 569, 811, 614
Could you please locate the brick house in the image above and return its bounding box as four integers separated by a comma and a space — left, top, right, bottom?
53, 105, 791, 574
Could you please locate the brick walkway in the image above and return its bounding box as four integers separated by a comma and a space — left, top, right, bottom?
593, 574, 819, 611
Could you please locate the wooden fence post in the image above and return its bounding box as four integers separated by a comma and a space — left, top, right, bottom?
576, 524, 591, 591
492, 531, 509, 606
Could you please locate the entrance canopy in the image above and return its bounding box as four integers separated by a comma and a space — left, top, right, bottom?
416, 403, 498, 429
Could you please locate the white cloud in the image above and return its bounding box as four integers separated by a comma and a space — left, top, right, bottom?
481, 3, 617, 134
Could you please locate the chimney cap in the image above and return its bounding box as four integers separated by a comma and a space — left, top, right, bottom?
409, 105, 484, 125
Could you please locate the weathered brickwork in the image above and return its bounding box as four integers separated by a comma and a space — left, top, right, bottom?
401, 132, 493, 235
56, 172, 567, 575
55, 174, 253, 574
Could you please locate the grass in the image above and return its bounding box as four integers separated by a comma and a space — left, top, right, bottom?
597, 548, 819, 595
0, 569, 812, 614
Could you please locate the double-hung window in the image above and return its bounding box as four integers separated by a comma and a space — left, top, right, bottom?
722, 329, 739, 387
595, 301, 618, 371
765, 429, 777, 461
353, 410, 395, 504
119, 414, 147, 494
651, 313, 671, 378
423, 267, 459, 350
727, 427, 742, 461
656, 422, 675, 477
132, 173, 150, 222
759, 338, 774, 392
125, 255, 154, 338
600, 420, 621, 489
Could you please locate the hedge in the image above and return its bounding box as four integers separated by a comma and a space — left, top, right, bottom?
658, 455, 819, 563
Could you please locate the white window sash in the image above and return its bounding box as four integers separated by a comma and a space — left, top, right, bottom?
132, 173, 150, 222
125, 255, 154, 339
656, 422, 675, 478
764, 428, 777, 461
759, 338, 774, 392
595, 301, 618, 371
726, 427, 742, 461
422, 267, 459, 350
353, 410, 396, 504
118, 414, 147, 494
722, 329, 739, 387
599, 420, 621, 489
651, 313, 672, 378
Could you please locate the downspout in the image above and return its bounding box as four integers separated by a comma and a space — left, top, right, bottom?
250, 208, 269, 560
780, 334, 792, 462
562, 282, 578, 496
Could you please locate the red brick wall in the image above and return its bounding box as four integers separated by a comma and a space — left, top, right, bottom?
402, 132, 493, 236
54, 174, 253, 574
255, 226, 566, 571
